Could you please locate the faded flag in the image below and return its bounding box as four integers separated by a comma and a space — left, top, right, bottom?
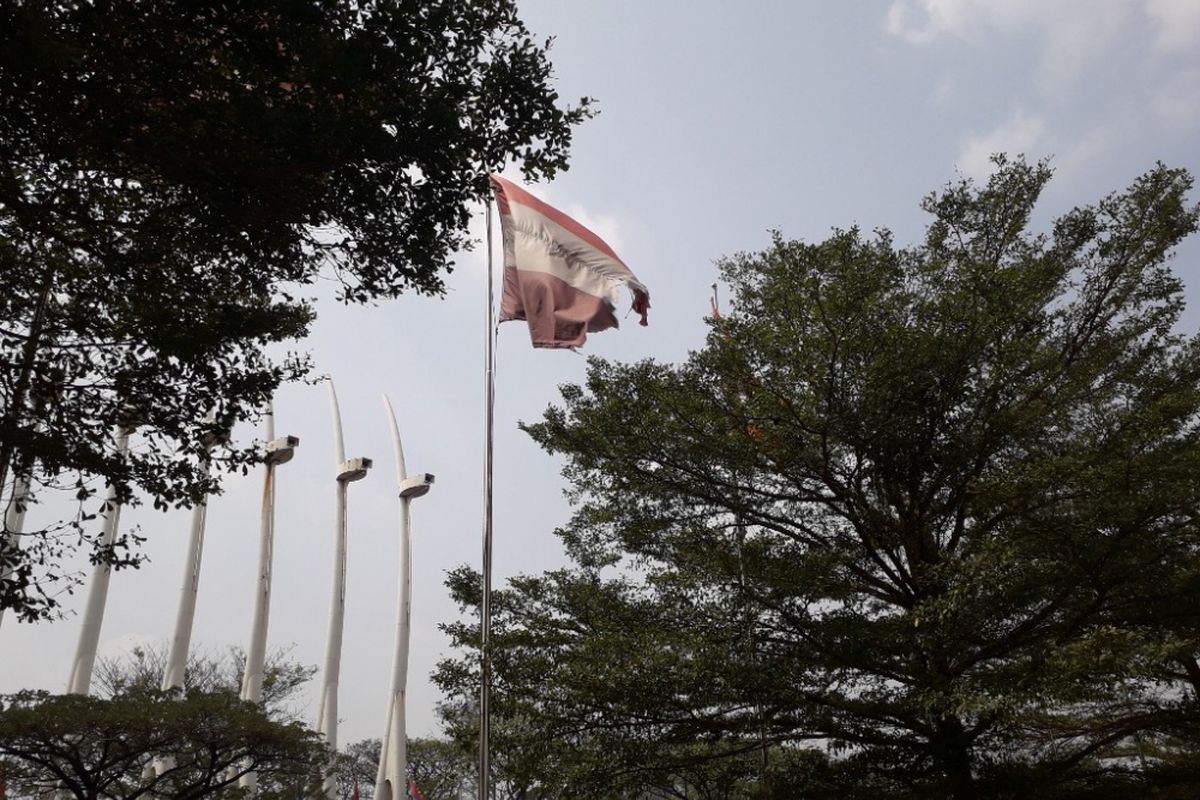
490, 174, 649, 349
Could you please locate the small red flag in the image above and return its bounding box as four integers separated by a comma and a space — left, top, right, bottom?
351, 781, 360, 800
408, 779, 427, 800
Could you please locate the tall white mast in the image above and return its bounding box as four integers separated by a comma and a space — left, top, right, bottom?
374, 395, 434, 800
238, 402, 299, 791
66, 424, 134, 695
316, 378, 372, 798
0, 472, 32, 633
161, 420, 224, 694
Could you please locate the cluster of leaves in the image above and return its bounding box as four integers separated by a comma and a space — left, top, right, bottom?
436, 158, 1200, 799
0, 0, 592, 620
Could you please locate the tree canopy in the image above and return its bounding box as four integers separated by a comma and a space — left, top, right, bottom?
0, 0, 591, 620
92, 642, 316, 723
0, 688, 325, 798
437, 158, 1200, 799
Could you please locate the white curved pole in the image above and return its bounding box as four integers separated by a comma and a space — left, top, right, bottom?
66, 425, 133, 695
162, 428, 219, 694
239, 404, 299, 791
374, 396, 433, 800
242, 406, 278, 708
0, 472, 32, 633
317, 378, 372, 799
328, 378, 347, 466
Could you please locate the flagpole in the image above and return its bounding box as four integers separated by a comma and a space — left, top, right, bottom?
479, 196, 496, 800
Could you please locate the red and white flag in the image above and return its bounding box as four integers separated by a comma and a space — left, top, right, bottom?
490, 174, 649, 349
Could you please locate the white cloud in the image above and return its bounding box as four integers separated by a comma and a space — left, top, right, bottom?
886, 0, 971, 44
957, 110, 1046, 179
1154, 68, 1200, 128
930, 73, 957, 106
1146, 0, 1200, 52
562, 204, 625, 253
886, 0, 1133, 92
1056, 125, 1121, 180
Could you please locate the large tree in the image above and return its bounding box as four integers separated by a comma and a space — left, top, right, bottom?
437, 159, 1200, 799
0, 688, 325, 798
0, 0, 590, 620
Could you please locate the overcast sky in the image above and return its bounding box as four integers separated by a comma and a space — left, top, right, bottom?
3, 0, 1199, 747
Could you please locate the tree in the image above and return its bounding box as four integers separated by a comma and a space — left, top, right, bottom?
0, 0, 592, 621
437, 159, 1200, 799
334, 736, 476, 800
0, 688, 325, 798
333, 738, 381, 800
92, 642, 316, 723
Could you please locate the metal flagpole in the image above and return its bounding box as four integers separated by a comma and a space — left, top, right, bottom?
477, 190, 496, 796
317, 378, 372, 799
0, 472, 31, 633
238, 402, 298, 791
66, 424, 133, 694
375, 395, 434, 800
479, 197, 496, 800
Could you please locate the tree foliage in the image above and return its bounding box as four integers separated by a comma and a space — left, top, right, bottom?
437, 159, 1200, 799
92, 642, 316, 723
334, 736, 475, 800
0, 689, 325, 798
0, 0, 591, 620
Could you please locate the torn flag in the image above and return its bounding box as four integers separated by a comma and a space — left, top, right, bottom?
490, 174, 649, 349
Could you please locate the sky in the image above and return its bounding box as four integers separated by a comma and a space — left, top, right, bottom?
2, 0, 1199, 747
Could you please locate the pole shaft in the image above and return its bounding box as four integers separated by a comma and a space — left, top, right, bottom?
239, 406, 281, 791
376, 499, 411, 799
318, 480, 348, 746
162, 455, 212, 692
241, 461, 274, 704
0, 472, 32, 632
67, 426, 132, 695
479, 196, 495, 800
377, 397, 412, 800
